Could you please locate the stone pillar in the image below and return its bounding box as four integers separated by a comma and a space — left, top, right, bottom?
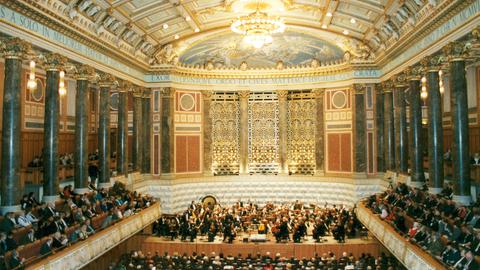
98, 74, 115, 188
313, 89, 325, 176
405, 66, 426, 187
393, 74, 408, 173
73, 65, 94, 194
277, 90, 288, 174
160, 88, 175, 177
142, 89, 151, 174
353, 84, 367, 178
444, 42, 471, 204
116, 81, 130, 175
132, 87, 143, 172
238, 90, 250, 174
0, 38, 30, 213
382, 81, 396, 171
202, 90, 213, 176
42, 53, 66, 202
375, 84, 385, 174
421, 56, 444, 194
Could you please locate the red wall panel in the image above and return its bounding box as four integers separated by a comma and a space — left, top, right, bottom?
327, 133, 352, 173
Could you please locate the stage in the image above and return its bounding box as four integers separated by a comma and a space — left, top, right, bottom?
140, 234, 382, 260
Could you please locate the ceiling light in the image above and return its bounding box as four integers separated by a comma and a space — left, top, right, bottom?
194, 28, 200, 32
231, 10, 285, 49
185, 16, 191, 21
343, 29, 349, 35
174, 34, 179, 39
326, 12, 332, 17
321, 24, 327, 29
350, 18, 356, 24
163, 24, 168, 29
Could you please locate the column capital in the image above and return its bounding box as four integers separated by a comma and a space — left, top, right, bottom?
117, 80, 132, 93
277, 90, 288, 99
0, 37, 31, 59
420, 55, 444, 72
73, 64, 95, 80
142, 89, 151, 98
41, 52, 67, 71
201, 90, 214, 100
381, 80, 394, 93
237, 90, 250, 100
404, 66, 422, 81
392, 73, 408, 88
98, 73, 116, 87
312, 88, 325, 98
133, 86, 144, 98
352, 84, 365, 94
160, 87, 174, 98
443, 41, 470, 61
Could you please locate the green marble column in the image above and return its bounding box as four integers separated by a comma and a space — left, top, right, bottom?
142, 90, 151, 174
0, 38, 30, 213
444, 42, 471, 204
375, 84, 385, 173
313, 89, 325, 176
160, 88, 174, 176
238, 91, 250, 174
382, 81, 395, 171
421, 56, 444, 194
98, 74, 114, 188
202, 91, 213, 176
277, 90, 288, 174
43, 53, 66, 202
353, 84, 366, 177
133, 88, 143, 172
394, 74, 408, 173
406, 66, 425, 186
73, 65, 94, 194
116, 82, 129, 175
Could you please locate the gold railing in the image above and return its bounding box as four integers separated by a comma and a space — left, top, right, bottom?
356, 203, 447, 270
28, 201, 161, 270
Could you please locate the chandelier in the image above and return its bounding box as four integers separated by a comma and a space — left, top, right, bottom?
231, 10, 285, 49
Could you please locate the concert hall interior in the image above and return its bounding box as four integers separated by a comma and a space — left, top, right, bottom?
1, 0, 480, 269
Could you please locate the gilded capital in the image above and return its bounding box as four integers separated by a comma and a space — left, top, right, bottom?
142, 89, 151, 98
404, 66, 422, 81
277, 90, 288, 99
472, 25, 480, 43
160, 87, 174, 98
74, 64, 95, 80
98, 73, 116, 87
133, 87, 144, 98
117, 80, 132, 93
443, 41, 470, 61
420, 55, 443, 72
201, 90, 214, 100
237, 90, 250, 100
352, 84, 365, 94
41, 53, 67, 71
312, 88, 324, 98
392, 73, 407, 88
381, 80, 394, 93
0, 37, 31, 59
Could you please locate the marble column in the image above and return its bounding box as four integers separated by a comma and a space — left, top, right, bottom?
375, 84, 385, 174
0, 38, 30, 213
353, 84, 367, 177
382, 81, 396, 171
202, 91, 213, 176
132, 88, 143, 172
73, 65, 94, 194
142, 89, 151, 174
444, 42, 471, 204
238, 91, 250, 174
421, 56, 444, 194
160, 88, 175, 176
98, 74, 114, 188
277, 90, 288, 174
43, 53, 66, 202
406, 66, 425, 186
116, 81, 130, 175
393, 74, 408, 173
313, 89, 325, 176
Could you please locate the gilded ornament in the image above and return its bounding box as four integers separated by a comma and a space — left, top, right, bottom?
237, 90, 250, 99
381, 80, 394, 92
276, 90, 288, 99
404, 66, 422, 81
0, 37, 31, 59
117, 80, 132, 93
392, 73, 407, 88
420, 55, 443, 72
98, 73, 116, 87
74, 64, 96, 80
202, 90, 214, 100
41, 52, 67, 71
160, 87, 174, 98
133, 87, 144, 98
443, 41, 470, 61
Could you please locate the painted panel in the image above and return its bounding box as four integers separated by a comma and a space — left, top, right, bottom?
327, 134, 341, 171
368, 132, 374, 174
187, 136, 201, 172
175, 136, 188, 173
340, 133, 352, 172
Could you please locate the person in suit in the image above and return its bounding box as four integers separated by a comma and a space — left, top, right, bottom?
453, 249, 479, 270
0, 233, 7, 256
20, 229, 36, 245
6, 232, 17, 251
0, 212, 17, 233
40, 237, 53, 256
9, 249, 24, 270
441, 243, 461, 266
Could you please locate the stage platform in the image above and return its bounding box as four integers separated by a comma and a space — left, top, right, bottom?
141, 234, 381, 260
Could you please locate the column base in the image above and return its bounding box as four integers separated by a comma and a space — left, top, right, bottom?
353, 172, 367, 179
428, 187, 443, 194
0, 205, 21, 215
314, 170, 325, 176
43, 195, 59, 203
74, 188, 90, 195
161, 173, 176, 180
409, 181, 425, 188
453, 195, 472, 205
98, 182, 112, 189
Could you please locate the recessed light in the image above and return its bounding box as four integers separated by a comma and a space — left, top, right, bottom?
326, 12, 332, 17
343, 29, 349, 35
350, 18, 356, 24
174, 34, 179, 39
321, 24, 327, 29
163, 23, 169, 29
185, 16, 191, 21
194, 28, 200, 32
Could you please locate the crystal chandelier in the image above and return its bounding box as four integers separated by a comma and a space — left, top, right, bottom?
231, 10, 285, 49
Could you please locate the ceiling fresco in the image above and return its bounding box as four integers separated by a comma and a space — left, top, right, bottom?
178, 31, 345, 68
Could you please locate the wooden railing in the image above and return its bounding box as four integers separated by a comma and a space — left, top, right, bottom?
27, 201, 161, 270
356, 203, 447, 270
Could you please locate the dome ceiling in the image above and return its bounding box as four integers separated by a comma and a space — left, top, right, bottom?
178, 31, 345, 68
